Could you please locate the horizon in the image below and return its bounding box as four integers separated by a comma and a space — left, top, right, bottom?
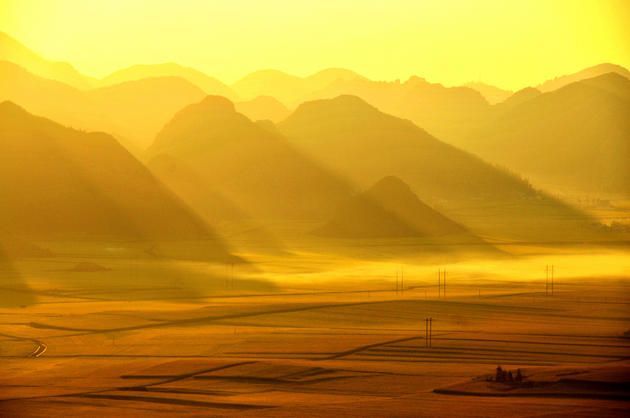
1, 0, 629, 90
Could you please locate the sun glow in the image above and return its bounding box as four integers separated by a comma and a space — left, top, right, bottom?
1, 0, 629, 89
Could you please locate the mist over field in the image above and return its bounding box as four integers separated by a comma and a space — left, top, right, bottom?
1, 1, 629, 416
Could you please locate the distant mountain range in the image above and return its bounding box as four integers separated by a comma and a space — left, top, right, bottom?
231, 68, 362, 104
537, 63, 630, 92
0, 31, 96, 89
296, 76, 490, 143
1, 29, 627, 239
99, 63, 237, 99
0, 61, 209, 151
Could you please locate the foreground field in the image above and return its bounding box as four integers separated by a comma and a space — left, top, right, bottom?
0, 242, 629, 416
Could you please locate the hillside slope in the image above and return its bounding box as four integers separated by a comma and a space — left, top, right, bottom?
0, 102, 228, 249
148, 96, 352, 221
467, 73, 630, 196
317, 176, 471, 238
279, 95, 603, 241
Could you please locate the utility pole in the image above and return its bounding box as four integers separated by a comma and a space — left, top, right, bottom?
551, 265, 554, 296
438, 268, 441, 298
425, 317, 433, 348
443, 270, 446, 299
545, 265, 548, 296
401, 265, 404, 294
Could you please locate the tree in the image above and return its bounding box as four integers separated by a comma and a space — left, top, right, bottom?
495, 366, 504, 382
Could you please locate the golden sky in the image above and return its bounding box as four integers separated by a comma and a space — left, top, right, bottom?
1, 0, 629, 89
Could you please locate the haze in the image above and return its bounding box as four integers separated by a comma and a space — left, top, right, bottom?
0, 2, 629, 417
1, 0, 629, 89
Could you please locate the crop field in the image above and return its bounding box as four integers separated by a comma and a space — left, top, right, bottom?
1, 240, 628, 416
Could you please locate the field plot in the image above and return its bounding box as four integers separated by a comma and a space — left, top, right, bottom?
0, 243, 629, 416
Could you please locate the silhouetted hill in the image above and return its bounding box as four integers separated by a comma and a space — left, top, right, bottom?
578, 71, 630, 100
307, 68, 364, 89
279, 95, 602, 241
235, 95, 290, 122
495, 87, 541, 109
148, 96, 352, 220
302, 76, 490, 143
232, 70, 304, 102
316, 176, 471, 238
0, 62, 211, 152
87, 76, 207, 149
232, 68, 362, 103
0, 31, 95, 89
464, 82, 513, 105
0, 102, 229, 249
0, 61, 117, 135
467, 73, 630, 196
100, 63, 237, 99
538, 63, 630, 92
279, 95, 528, 200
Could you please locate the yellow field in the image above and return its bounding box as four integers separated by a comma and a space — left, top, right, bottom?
0, 238, 629, 416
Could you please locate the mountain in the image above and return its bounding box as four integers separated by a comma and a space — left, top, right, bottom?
0, 102, 230, 252
235, 96, 291, 122
316, 176, 471, 238
87, 76, 207, 149
0, 62, 210, 152
147, 154, 248, 222
0, 61, 116, 135
0, 31, 95, 89
306, 68, 364, 90
538, 63, 630, 92
301, 76, 490, 143
466, 73, 630, 196
483, 87, 542, 120
231, 68, 362, 103
495, 87, 541, 109
279, 95, 602, 241
99, 63, 237, 99
147, 96, 352, 221
464, 82, 513, 105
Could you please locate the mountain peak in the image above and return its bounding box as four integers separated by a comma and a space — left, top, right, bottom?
405, 75, 428, 85
198, 95, 236, 113
316, 176, 470, 239
293, 94, 377, 116
369, 175, 412, 196
497, 87, 541, 108
0, 100, 26, 114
